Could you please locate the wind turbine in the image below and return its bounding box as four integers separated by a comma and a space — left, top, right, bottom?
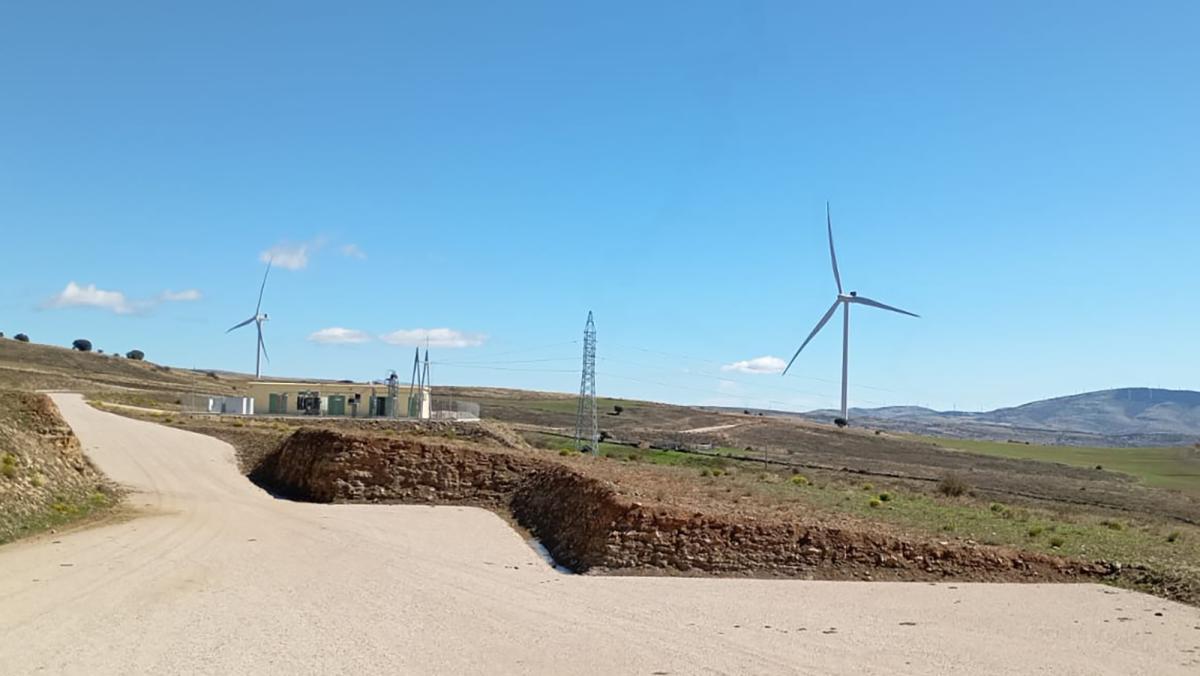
227, 261, 272, 379
783, 203, 918, 426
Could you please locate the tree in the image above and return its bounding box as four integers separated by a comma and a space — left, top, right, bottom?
72, 339, 93, 352
14, 333, 30, 342
126, 350, 145, 360
612, 405, 624, 416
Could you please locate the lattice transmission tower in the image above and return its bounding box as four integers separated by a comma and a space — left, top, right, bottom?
574, 311, 598, 453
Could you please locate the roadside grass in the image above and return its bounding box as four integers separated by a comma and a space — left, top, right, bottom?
758, 475, 1200, 576
527, 433, 732, 469
0, 490, 119, 545
915, 435, 1200, 495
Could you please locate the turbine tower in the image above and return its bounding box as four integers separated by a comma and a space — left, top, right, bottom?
574, 311, 598, 453
783, 203, 918, 425
226, 261, 272, 379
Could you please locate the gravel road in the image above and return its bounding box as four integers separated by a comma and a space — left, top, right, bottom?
2, 393, 1197, 675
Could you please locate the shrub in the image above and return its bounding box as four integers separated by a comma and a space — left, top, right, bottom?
15, 333, 30, 342
1049, 536, 1065, 548
711, 468, 724, 477
1167, 531, 1180, 543
72, 339, 93, 352
1095, 465, 1103, 470
1, 452, 17, 479
699, 469, 711, 477
861, 483, 873, 491
989, 502, 1005, 513
126, 350, 145, 360
878, 492, 892, 502
612, 405, 624, 415
790, 474, 809, 486
937, 474, 969, 497
1100, 519, 1124, 531
1027, 526, 1044, 538
868, 498, 882, 508
598, 430, 611, 442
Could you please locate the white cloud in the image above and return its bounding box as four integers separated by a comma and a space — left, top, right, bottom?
308, 327, 372, 344
159, 289, 202, 302
45, 282, 135, 314
721, 355, 787, 375
339, 243, 367, 260
379, 328, 486, 348
260, 241, 317, 270
44, 282, 204, 315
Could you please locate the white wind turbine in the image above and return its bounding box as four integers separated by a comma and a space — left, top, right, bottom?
783, 203, 918, 425
227, 261, 272, 379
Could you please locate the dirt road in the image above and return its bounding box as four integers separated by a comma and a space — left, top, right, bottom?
2, 394, 1197, 675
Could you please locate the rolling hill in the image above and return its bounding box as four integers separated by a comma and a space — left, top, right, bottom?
786, 388, 1200, 447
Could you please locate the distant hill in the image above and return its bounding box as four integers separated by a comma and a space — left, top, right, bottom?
717, 388, 1200, 447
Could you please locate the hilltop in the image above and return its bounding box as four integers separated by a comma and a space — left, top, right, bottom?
742, 388, 1200, 447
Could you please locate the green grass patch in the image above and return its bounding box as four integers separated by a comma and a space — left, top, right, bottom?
915, 435, 1200, 495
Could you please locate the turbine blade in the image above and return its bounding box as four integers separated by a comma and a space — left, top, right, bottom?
827, 202, 843, 294
258, 324, 270, 363
255, 261, 272, 315
226, 316, 255, 333
850, 295, 919, 318
783, 299, 841, 375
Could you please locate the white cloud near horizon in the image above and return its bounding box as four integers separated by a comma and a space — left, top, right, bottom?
308, 327, 372, 344
721, 355, 787, 375
44, 282, 202, 315
45, 282, 135, 314
380, 328, 486, 348
339, 243, 367, 260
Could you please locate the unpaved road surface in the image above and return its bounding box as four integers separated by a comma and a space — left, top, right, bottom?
3, 394, 1198, 675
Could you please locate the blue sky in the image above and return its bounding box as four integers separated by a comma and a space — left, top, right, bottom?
2, 2, 1198, 412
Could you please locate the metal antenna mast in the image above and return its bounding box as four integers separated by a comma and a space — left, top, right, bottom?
408, 347, 421, 417
574, 311, 598, 453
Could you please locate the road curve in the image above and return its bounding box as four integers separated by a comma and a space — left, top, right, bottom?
2, 393, 1197, 675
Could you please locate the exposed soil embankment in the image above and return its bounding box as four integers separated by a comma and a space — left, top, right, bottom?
0, 390, 117, 542
252, 426, 1119, 584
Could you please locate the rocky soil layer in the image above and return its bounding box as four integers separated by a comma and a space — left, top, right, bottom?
251, 426, 1120, 585
0, 390, 116, 542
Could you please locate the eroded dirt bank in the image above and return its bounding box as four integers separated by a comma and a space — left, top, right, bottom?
251, 426, 1122, 584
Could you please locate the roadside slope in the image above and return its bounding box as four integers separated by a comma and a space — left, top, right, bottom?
1, 394, 1197, 675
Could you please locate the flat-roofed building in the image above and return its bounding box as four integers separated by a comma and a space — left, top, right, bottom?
243, 381, 431, 418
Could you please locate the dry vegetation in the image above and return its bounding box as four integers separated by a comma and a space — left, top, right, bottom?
2, 340, 1196, 603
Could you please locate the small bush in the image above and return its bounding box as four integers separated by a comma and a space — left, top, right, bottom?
699, 469, 711, 477
868, 498, 882, 509
1, 452, 17, 479
1049, 536, 1065, 548
989, 502, 1005, 513
711, 469, 724, 477
1027, 526, 1044, 538
1100, 519, 1124, 531
937, 474, 969, 497
15, 333, 30, 342
1095, 465, 1103, 470
1166, 531, 1180, 543
31, 473, 45, 488
126, 350, 145, 360
878, 492, 892, 502
791, 475, 809, 486
612, 405, 624, 415
861, 483, 873, 491
72, 338, 93, 352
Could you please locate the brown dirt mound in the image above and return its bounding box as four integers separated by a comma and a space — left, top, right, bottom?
251, 426, 1120, 585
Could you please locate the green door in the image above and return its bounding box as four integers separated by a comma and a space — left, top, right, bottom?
327, 395, 346, 416
268, 393, 283, 414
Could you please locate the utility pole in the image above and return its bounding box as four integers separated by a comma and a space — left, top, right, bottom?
574, 311, 598, 454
